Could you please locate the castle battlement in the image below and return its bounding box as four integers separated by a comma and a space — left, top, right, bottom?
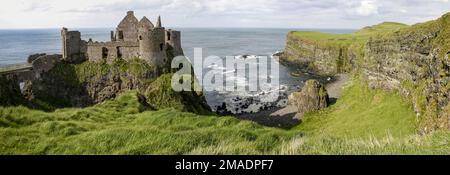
61, 11, 184, 67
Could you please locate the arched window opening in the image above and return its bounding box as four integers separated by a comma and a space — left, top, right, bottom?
116, 46, 122, 58
118, 31, 124, 40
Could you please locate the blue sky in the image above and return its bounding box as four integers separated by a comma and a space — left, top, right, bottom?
0, 0, 449, 29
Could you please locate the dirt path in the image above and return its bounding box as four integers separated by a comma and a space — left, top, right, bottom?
326, 74, 350, 100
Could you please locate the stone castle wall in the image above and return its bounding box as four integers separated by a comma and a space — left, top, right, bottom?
61, 11, 183, 69
86, 41, 139, 63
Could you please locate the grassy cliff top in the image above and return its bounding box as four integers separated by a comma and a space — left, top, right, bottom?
380, 12, 450, 57
290, 22, 409, 46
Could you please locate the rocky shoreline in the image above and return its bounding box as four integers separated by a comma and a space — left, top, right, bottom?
233, 74, 349, 128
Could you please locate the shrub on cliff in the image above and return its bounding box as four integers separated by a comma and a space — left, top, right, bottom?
144, 73, 212, 115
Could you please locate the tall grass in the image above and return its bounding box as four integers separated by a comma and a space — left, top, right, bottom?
296, 76, 416, 139
1, 79, 449, 155
0, 91, 298, 154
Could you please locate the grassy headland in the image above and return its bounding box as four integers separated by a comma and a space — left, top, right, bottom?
292, 22, 409, 46
281, 22, 409, 74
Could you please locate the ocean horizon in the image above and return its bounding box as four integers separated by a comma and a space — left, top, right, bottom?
0, 28, 355, 66
0, 27, 355, 113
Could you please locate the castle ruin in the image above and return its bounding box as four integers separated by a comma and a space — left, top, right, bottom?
61, 11, 183, 67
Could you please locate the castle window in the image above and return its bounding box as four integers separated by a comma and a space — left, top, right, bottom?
160, 43, 164, 51
167, 32, 171, 41
116, 47, 122, 58
118, 31, 124, 40
102, 47, 108, 59
139, 35, 142, 40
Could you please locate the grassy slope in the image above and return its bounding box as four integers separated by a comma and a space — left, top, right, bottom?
2, 79, 450, 155
0, 91, 298, 155
145, 73, 213, 115
295, 76, 416, 139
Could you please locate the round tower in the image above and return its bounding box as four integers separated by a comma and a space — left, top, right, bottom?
138, 16, 166, 67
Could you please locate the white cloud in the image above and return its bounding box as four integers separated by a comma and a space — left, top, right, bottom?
0, 0, 449, 29
355, 0, 379, 16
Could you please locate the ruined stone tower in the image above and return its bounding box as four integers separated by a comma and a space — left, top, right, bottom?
61, 28, 86, 63
165, 29, 184, 56
138, 16, 166, 66
61, 11, 183, 69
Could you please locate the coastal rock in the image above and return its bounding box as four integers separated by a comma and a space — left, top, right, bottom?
27, 53, 46, 63
288, 79, 329, 119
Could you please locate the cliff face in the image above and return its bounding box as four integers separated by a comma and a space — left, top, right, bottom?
28, 58, 157, 109
282, 13, 450, 133
280, 32, 355, 75
0, 74, 25, 106
25, 58, 211, 114
280, 22, 408, 76
363, 13, 450, 132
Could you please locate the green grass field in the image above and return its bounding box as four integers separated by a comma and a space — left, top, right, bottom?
296, 76, 416, 139
2, 77, 450, 155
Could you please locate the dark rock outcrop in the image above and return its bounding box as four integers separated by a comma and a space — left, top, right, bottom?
28, 59, 158, 109
0, 74, 25, 106
288, 79, 329, 119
